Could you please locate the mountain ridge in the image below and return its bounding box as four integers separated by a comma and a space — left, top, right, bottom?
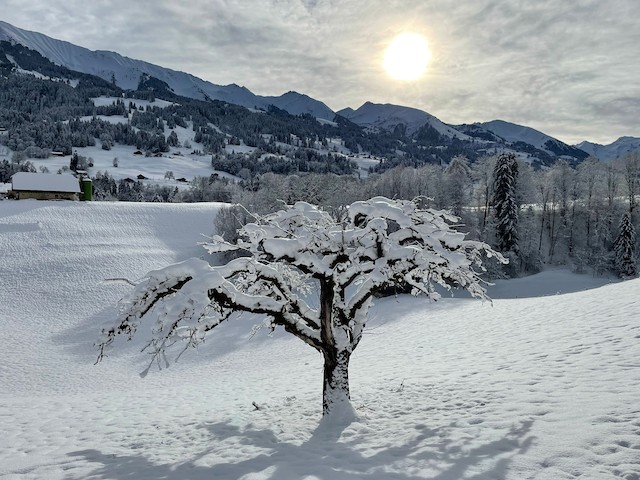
576, 136, 640, 161
0, 20, 335, 120
1, 20, 637, 163
477, 119, 589, 161
338, 102, 470, 139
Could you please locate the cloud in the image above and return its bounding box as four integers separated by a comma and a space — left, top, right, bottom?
2, 0, 639, 143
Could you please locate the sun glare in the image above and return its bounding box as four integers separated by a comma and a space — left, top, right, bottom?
383, 33, 431, 81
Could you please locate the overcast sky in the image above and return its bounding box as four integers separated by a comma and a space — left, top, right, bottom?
2, 0, 639, 144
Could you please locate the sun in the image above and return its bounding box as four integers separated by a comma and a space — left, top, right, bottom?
383, 33, 432, 81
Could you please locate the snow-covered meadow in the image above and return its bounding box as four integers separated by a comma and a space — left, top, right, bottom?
1, 200, 639, 479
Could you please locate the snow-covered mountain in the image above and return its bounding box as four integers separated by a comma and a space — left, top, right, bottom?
576, 136, 640, 161
261, 91, 334, 118
337, 102, 470, 139
336, 104, 592, 166
478, 120, 589, 161
0, 21, 334, 120
3, 20, 632, 167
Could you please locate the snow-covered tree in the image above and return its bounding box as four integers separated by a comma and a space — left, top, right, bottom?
445, 155, 471, 217
493, 153, 519, 254
96, 197, 504, 419
613, 212, 637, 278
69, 151, 79, 171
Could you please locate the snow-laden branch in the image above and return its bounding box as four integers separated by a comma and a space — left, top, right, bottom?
96, 256, 322, 370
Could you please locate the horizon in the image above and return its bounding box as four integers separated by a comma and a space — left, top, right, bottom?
1, 1, 639, 145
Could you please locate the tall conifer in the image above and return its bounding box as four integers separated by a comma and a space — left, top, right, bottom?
493, 153, 519, 253
613, 212, 637, 278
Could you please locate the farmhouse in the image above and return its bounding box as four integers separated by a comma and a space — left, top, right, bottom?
10, 172, 82, 201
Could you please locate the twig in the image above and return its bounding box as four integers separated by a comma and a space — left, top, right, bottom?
103, 277, 136, 286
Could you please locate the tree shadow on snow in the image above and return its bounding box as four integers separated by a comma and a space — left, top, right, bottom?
67, 418, 535, 480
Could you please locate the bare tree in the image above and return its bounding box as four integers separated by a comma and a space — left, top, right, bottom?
471, 156, 496, 241
578, 157, 603, 250
96, 198, 503, 419
620, 152, 640, 213
445, 155, 471, 217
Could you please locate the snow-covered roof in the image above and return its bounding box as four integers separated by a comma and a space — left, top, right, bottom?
11, 172, 81, 193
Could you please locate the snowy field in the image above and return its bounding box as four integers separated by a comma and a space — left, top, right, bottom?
1, 201, 639, 479
91, 96, 178, 109
17, 137, 236, 186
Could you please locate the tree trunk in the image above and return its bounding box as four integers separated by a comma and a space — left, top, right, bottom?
322, 349, 352, 417
538, 200, 546, 253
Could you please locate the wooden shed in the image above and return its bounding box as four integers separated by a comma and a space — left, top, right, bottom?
10, 172, 81, 201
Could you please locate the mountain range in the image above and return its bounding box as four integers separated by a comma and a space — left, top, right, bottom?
0, 20, 334, 120
1, 20, 638, 164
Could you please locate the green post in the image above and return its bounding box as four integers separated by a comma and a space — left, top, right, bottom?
81, 178, 93, 201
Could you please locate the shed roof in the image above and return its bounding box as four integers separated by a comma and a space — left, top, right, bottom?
11, 172, 81, 193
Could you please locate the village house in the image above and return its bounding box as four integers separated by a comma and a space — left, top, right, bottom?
10, 172, 82, 201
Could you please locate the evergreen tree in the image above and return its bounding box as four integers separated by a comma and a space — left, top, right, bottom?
69, 151, 79, 171
613, 212, 637, 278
167, 130, 179, 147
493, 153, 519, 253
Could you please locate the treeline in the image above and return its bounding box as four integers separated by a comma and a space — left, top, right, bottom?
48, 147, 637, 278
1, 114, 172, 155
204, 153, 639, 279
211, 150, 356, 177
91, 171, 180, 202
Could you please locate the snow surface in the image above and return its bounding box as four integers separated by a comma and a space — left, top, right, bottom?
478, 120, 553, 150
1, 201, 639, 479
75, 115, 129, 125
11, 172, 81, 193
478, 120, 582, 157
27, 142, 237, 186
91, 96, 177, 109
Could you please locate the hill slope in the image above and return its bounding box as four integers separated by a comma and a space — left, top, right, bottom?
338, 101, 469, 139
1, 201, 638, 479
479, 119, 589, 160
